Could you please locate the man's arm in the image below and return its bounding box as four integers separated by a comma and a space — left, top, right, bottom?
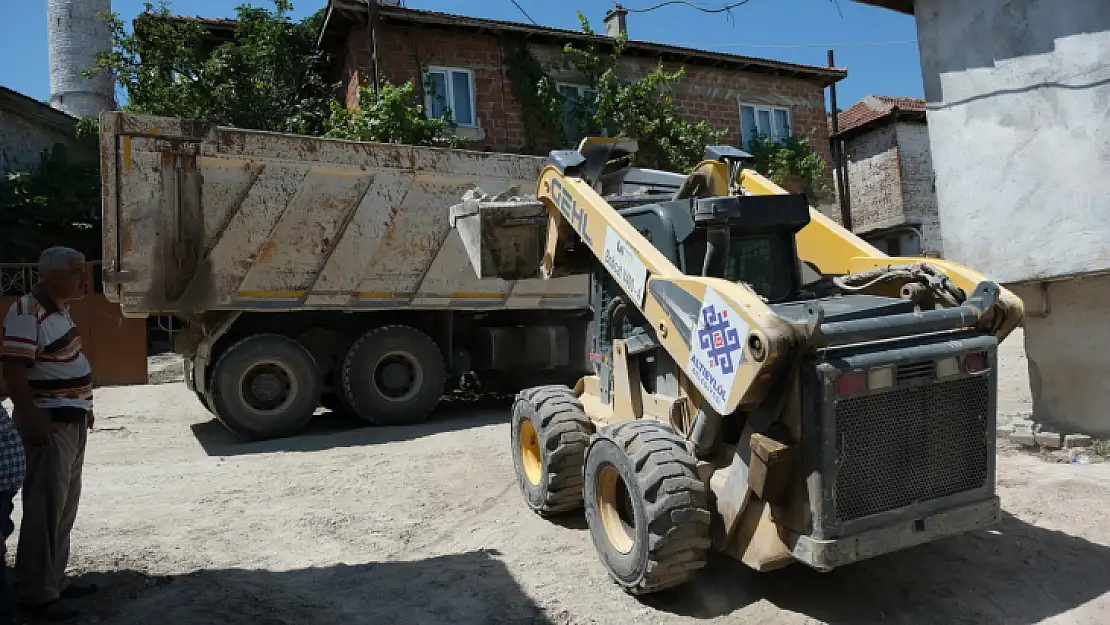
1, 303, 52, 446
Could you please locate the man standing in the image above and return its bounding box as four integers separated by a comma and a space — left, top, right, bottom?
0, 247, 96, 622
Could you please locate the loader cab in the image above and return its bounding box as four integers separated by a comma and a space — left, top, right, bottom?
615, 193, 811, 304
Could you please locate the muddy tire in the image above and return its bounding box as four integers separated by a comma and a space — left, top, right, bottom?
511, 385, 595, 516
341, 325, 446, 426
583, 420, 711, 595
210, 334, 322, 440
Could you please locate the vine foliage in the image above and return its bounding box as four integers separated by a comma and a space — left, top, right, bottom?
0, 147, 101, 263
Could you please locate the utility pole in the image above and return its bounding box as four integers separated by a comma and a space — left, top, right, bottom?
827, 49, 852, 230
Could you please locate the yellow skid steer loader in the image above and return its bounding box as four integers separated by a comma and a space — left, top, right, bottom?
450, 138, 1023, 595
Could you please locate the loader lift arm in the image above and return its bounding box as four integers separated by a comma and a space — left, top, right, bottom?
533, 145, 799, 417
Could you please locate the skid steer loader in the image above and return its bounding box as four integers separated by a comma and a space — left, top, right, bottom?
450, 138, 1023, 595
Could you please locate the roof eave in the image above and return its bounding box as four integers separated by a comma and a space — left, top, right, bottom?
851, 0, 915, 15
833, 107, 927, 139
0, 87, 79, 135
323, 0, 847, 85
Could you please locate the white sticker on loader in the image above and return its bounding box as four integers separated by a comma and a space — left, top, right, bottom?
603, 225, 648, 306
687, 286, 749, 414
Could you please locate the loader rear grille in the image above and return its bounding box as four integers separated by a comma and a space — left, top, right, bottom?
833, 375, 991, 523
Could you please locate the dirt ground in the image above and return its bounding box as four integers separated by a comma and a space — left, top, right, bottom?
4, 328, 1110, 625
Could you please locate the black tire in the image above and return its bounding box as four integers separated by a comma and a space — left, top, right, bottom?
188, 359, 214, 414
341, 325, 446, 426
583, 420, 711, 595
510, 385, 595, 516
209, 334, 322, 440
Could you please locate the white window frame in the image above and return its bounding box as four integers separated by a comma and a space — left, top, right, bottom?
424, 66, 477, 127
738, 102, 793, 148
556, 82, 602, 138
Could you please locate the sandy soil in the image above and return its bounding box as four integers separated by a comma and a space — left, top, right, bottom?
5, 328, 1110, 625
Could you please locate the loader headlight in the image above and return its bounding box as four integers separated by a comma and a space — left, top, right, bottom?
937, 357, 961, 378
868, 365, 895, 392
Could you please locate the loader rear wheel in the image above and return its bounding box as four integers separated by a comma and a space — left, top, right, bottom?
583, 420, 711, 595
210, 334, 322, 440
510, 385, 595, 516
342, 325, 446, 426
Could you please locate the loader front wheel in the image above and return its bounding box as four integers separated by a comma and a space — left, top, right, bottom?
583, 420, 711, 595
511, 385, 595, 516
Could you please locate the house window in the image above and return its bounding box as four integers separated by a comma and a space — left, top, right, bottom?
739, 103, 792, 149
425, 66, 476, 127
556, 82, 598, 139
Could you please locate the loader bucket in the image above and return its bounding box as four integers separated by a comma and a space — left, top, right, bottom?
449, 197, 549, 281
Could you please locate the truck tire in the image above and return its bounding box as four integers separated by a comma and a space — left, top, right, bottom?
341, 325, 446, 426
583, 420, 711, 595
209, 334, 322, 440
510, 385, 595, 516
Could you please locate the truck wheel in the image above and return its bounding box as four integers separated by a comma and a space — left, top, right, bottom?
209, 334, 322, 440
510, 385, 595, 516
583, 420, 711, 595
341, 325, 446, 426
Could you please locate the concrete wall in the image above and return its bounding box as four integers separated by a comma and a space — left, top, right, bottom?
1011, 275, 1110, 438
914, 0, 1110, 284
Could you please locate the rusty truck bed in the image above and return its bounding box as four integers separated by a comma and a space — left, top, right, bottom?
98, 112, 589, 318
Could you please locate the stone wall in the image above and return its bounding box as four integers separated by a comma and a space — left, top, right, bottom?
844, 124, 904, 232
894, 122, 942, 255
0, 92, 94, 173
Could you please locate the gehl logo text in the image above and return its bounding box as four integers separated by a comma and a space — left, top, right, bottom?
551, 178, 593, 245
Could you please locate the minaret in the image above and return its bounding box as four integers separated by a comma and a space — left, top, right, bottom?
47, 0, 116, 118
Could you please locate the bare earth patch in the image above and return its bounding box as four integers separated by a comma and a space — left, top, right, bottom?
4, 328, 1109, 624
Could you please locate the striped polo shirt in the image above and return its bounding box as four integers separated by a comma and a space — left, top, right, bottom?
1, 287, 93, 411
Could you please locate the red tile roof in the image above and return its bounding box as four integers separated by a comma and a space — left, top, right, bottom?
833, 95, 926, 137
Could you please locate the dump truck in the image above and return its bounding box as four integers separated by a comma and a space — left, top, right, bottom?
449, 137, 1024, 593
98, 111, 597, 439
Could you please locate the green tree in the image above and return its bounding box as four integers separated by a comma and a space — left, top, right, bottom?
0, 147, 101, 263
87, 0, 334, 135
507, 14, 725, 172
746, 132, 830, 201
323, 80, 466, 148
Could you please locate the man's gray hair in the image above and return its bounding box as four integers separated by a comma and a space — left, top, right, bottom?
37, 246, 86, 277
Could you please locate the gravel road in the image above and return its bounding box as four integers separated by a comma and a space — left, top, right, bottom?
5, 329, 1110, 625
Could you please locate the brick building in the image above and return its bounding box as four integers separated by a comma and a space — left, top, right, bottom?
831, 95, 938, 256
317, 1, 845, 212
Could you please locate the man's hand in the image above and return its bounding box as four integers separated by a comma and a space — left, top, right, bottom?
87, 410, 94, 430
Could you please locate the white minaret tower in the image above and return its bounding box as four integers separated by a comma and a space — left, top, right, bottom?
47, 0, 116, 118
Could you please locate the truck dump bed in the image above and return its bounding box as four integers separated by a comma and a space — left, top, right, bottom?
98, 111, 589, 318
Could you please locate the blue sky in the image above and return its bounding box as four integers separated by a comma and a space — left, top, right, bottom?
0, 0, 922, 111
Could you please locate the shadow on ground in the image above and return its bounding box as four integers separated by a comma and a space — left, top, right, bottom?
190, 393, 514, 457
24, 550, 552, 625
635, 510, 1110, 624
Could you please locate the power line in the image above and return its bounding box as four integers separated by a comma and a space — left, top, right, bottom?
508, 0, 538, 25
676, 39, 918, 49
625, 0, 756, 13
